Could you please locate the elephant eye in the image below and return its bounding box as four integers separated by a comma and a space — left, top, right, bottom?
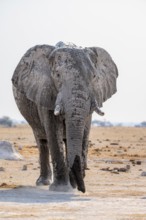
57, 73, 60, 77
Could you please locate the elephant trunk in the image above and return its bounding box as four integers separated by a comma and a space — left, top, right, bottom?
54, 79, 91, 193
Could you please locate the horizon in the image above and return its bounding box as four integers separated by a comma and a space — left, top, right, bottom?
0, 115, 145, 125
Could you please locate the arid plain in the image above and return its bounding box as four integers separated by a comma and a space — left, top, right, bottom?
0, 125, 146, 220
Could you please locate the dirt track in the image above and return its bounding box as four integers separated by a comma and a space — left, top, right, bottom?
0, 126, 146, 219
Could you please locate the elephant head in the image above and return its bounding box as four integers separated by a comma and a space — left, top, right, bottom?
12, 42, 118, 192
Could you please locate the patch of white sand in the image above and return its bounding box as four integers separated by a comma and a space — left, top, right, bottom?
0, 187, 146, 220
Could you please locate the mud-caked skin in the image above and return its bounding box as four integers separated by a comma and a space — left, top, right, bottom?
12, 42, 118, 193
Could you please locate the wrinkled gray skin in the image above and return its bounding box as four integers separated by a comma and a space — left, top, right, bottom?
12, 42, 118, 193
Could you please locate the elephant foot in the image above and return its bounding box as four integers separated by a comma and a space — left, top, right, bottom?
49, 181, 71, 192
36, 176, 51, 186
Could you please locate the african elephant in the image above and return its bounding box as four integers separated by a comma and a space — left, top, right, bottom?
12, 41, 118, 193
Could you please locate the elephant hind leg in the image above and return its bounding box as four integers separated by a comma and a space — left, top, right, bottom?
35, 137, 52, 186
82, 116, 92, 170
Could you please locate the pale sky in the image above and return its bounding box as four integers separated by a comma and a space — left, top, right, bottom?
0, 0, 146, 123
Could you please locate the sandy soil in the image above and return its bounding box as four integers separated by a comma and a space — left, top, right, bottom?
0, 126, 146, 220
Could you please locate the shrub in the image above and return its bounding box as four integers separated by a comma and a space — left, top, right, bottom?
0, 116, 13, 127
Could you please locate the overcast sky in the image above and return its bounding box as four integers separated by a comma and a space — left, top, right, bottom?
0, 0, 146, 122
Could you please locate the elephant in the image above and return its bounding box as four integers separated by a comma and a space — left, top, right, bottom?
12, 41, 118, 193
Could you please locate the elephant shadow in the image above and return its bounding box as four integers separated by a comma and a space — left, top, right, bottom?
0, 186, 90, 204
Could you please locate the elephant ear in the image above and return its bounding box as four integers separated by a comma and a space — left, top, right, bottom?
12, 45, 57, 109
85, 47, 118, 107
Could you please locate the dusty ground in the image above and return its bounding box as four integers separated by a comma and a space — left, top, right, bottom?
0, 125, 146, 220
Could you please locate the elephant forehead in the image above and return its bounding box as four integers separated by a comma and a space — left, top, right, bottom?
50, 48, 95, 84
54, 48, 93, 70
54, 50, 74, 64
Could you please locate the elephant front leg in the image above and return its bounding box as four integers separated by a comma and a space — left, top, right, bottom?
45, 114, 70, 192
35, 138, 52, 186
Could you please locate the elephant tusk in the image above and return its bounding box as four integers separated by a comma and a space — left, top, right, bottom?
91, 99, 104, 116
54, 105, 61, 116
94, 107, 104, 116
93, 99, 105, 116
